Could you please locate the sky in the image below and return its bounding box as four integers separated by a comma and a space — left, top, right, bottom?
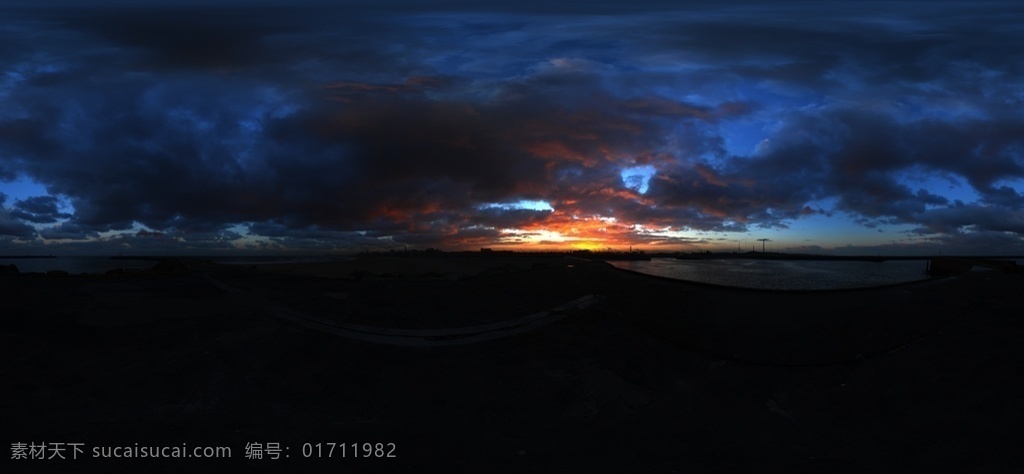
1, 0, 1024, 255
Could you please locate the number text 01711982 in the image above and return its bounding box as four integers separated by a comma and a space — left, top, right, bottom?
302, 443, 396, 458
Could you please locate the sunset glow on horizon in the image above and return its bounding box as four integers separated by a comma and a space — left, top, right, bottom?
2, 1, 1024, 255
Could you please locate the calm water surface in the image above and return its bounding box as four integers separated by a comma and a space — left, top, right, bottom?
0, 257, 157, 274
0, 255, 355, 273
611, 258, 931, 290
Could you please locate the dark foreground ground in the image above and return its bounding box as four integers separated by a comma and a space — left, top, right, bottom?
2, 256, 1023, 472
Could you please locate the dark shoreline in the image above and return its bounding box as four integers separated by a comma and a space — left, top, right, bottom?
2, 256, 1022, 471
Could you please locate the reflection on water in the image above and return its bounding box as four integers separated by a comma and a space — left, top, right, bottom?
610, 258, 930, 290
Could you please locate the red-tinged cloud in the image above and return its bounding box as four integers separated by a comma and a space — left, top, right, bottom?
1, 2, 1023, 255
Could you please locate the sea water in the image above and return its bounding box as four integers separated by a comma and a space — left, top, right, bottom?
0, 255, 355, 274
610, 258, 931, 290
0, 256, 158, 274
212, 255, 353, 265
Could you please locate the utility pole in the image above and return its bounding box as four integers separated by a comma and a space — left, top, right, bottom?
757, 238, 769, 253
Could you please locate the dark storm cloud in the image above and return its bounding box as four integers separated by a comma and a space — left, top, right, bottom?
36, 221, 99, 241
53, 6, 305, 71
10, 195, 71, 224
914, 202, 1024, 235
472, 208, 554, 230
0, 221, 36, 239
982, 185, 1024, 208
1, 1, 1023, 252
0, 194, 39, 238
715, 106, 1024, 234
